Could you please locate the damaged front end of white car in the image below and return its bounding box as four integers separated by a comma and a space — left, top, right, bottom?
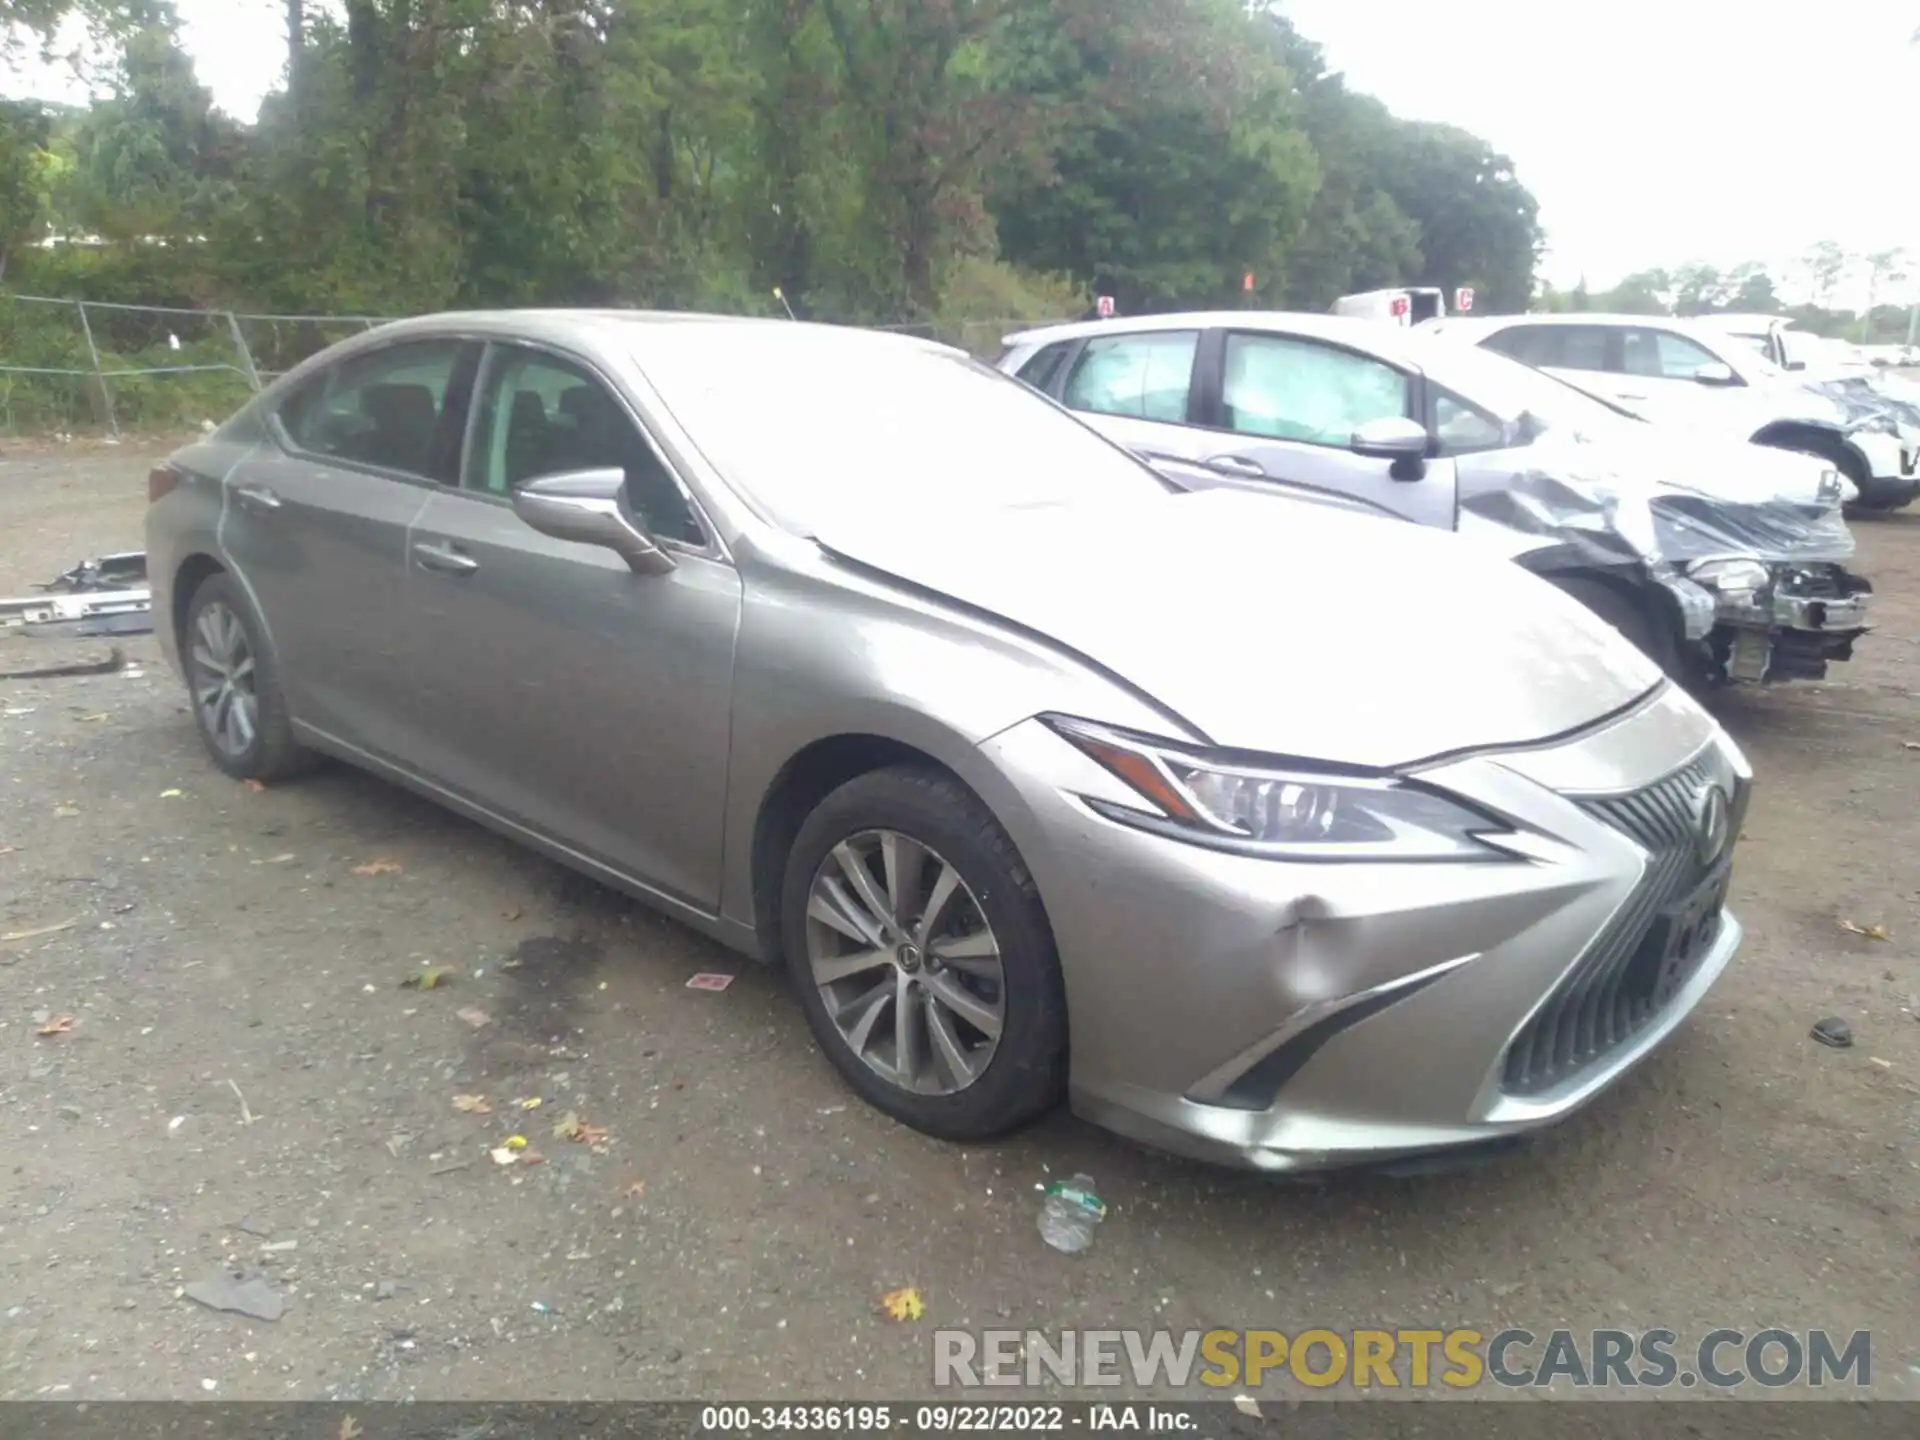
1457, 437, 1870, 687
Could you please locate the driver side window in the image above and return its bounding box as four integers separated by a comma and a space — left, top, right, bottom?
467, 345, 705, 546
1432, 389, 1507, 455
1220, 333, 1410, 446
1622, 328, 1724, 380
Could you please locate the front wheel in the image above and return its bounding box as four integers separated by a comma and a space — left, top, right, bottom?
779, 765, 1067, 1141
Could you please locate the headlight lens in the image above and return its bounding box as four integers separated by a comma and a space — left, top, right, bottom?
1044, 717, 1514, 861
1689, 558, 1771, 594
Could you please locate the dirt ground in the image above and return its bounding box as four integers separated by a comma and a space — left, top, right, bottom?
0, 440, 1915, 1403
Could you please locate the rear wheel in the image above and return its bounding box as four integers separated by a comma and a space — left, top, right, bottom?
1552, 575, 1681, 679
780, 765, 1067, 1141
182, 573, 313, 783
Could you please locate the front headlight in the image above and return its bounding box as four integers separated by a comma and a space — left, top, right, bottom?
1044, 717, 1515, 862
1689, 558, 1771, 595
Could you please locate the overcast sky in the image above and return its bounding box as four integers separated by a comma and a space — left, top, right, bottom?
9, 0, 1918, 299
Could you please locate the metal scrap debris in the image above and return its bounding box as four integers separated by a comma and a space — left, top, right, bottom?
2, 552, 152, 639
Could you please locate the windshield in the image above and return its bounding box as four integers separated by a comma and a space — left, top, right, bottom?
636, 329, 1173, 534
1411, 336, 1642, 434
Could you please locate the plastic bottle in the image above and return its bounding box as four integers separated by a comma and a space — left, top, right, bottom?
1037, 1173, 1108, 1253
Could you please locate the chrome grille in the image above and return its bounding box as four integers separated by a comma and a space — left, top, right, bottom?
1502, 756, 1743, 1097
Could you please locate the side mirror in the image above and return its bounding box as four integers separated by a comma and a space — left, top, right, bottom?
1692, 362, 1739, 386
511, 467, 676, 576
1349, 415, 1430, 480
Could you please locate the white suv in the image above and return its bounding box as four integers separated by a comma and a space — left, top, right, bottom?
1423, 313, 1919, 511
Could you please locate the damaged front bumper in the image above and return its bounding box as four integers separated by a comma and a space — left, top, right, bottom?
1685, 559, 1871, 684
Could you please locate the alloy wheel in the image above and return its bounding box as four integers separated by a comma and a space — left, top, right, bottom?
188, 600, 259, 760
804, 828, 1005, 1095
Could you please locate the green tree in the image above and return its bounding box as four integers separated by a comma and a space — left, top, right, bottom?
1597, 268, 1672, 314
0, 100, 64, 279
1375, 121, 1541, 312
1725, 262, 1779, 314
992, 0, 1318, 312
63, 9, 240, 248
1800, 240, 1850, 309
1671, 262, 1728, 316
1262, 13, 1421, 309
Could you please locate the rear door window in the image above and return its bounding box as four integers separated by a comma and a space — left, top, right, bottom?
278, 339, 478, 484
1485, 324, 1610, 373
1060, 331, 1199, 423
1014, 342, 1075, 396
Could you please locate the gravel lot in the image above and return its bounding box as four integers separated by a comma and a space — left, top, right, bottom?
1, 440, 1915, 1402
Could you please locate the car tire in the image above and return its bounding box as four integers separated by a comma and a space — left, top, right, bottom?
1551, 576, 1681, 679
181, 572, 314, 783
779, 765, 1067, 1141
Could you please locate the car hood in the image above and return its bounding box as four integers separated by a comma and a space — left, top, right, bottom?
1465, 428, 1856, 567
814, 489, 1661, 768
1539, 425, 1847, 504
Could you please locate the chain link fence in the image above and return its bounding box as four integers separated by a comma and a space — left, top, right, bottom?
0, 295, 1063, 438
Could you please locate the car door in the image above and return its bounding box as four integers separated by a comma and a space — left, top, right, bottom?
1607, 325, 1753, 430
403, 340, 743, 910
1481, 322, 1630, 406
1183, 328, 1458, 527
221, 336, 481, 763
1047, 329, 1208, 463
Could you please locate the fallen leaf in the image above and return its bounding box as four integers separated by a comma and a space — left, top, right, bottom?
35, 1015, 76, 1037
54, 805, 79, 818
489, 1146, 517, 1167
452, 1094, 492, 1114
2, 918, 78, 945
243, 779, 266, 793
501, 907, 523, 922
879, 1285, 925, 1323
1838, 919, 1893, 942
504, 1134, 528, 1151
399, 966, 451, 990
624, 1179, 647, 1199
553, 1111, 583, 1141
516, 1096, 542, 1110
578, 1122, 610, 1146
160, 788, 183, 798
350, 858, 403, 877
520, 1150, 546, 1166
455, 1005, 490, 1028
340, 1417, 362, 1440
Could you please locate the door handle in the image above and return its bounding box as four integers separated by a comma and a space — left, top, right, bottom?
1204, 455, 1268, 479
234, 484, 281, 511
412, 541, 479, 576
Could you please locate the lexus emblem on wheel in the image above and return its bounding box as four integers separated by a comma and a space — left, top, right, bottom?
1694, 783, 1731, 865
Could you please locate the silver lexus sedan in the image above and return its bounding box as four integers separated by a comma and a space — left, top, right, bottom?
145, 311, 1751, 1172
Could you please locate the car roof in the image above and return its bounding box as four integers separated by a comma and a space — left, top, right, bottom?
344, 309, 963, 361
1424, 312, 1733, 334
1002, 311, 1444, 366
